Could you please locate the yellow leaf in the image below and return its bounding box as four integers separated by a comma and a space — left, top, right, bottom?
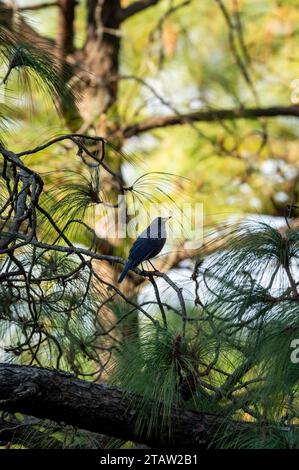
162, 22, 178, 58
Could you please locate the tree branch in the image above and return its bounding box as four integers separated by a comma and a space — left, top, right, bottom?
0, 414, 108, 448
122, 105, 299, 138
0, 364, 250, 448
0, 415, 63, 449
119, 0, 161, 22
18, 2, 59, 11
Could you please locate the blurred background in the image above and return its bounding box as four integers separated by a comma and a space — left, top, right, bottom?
5, 0, 299, 227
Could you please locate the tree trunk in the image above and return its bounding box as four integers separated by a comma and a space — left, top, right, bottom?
78, 0, 121, 130
56, 0, 76, 61
0, 364, 251, 448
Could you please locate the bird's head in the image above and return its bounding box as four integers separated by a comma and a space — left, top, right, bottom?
157, 216, 172, 224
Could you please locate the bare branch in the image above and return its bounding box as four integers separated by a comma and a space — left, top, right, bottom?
17, 2, 59, 11
0, 415, 63, 449
122, 105, 299, 138
119, 0, 161, 22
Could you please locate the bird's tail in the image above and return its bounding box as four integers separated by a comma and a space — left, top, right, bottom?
118, 260, 133, 284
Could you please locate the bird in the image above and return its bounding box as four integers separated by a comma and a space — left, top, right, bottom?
118, 216, 171, 284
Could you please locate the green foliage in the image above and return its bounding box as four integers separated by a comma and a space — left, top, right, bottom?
0, 8, 77, 140
107, 221, 299, 448
3, 43, 76, 110
111, 326, 185, 439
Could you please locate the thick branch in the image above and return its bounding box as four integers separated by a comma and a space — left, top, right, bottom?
0, 364, 250, 448
119, 0, 161, 22
122, 105, 299, 138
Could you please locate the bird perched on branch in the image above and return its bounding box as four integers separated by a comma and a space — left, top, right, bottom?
118, 216, 171, 283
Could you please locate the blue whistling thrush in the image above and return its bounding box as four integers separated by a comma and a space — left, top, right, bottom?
118, 216, 171, 284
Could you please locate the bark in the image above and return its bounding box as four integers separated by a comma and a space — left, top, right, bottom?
0, 363, 251, 448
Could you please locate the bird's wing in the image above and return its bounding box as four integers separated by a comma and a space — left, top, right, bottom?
129, 237, 164, 265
